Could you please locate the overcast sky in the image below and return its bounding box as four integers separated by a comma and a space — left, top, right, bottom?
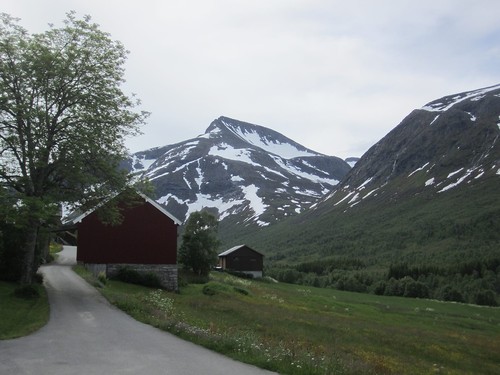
3, 1, 500, 158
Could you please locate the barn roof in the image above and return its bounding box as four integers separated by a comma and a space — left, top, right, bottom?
68, 190, 182, 225
218, 244, 264, 257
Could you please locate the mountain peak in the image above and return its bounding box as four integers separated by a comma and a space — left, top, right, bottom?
205, 116, 323, 160
125, 117, 351, 225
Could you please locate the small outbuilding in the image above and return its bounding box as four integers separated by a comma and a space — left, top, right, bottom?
218, 245, 264, 278
73, 190, 181, 291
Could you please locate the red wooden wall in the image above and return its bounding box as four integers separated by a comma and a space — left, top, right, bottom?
77, 200, 178, 264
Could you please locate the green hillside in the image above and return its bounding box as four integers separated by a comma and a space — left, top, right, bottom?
218, 174, 500, 305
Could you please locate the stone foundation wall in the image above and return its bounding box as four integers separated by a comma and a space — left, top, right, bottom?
85, 263, 178, 291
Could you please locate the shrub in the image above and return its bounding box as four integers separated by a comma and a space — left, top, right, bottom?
142, 272, 162, 288
113, 267, 162, 288
439, 285, 464, 302
178, 269, 209, 285
115, 267, 143, 284
473, 289, 498, 306
403, 278, 429, 298
372, 280, 386, 295
233, 286, 250, 295
97, 271, 107, 285
202, 284, 217, 296
202, 282, 230, 296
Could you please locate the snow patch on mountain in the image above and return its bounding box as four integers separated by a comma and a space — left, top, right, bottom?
241, 184, 269, 226
438, 168, 475, 193
270, 155, 339, 185
209, 144, 260, 167
421, 84, 500, 112
408, 162, 430, 177
130, 154, 156, 173
220, 118, 319, 159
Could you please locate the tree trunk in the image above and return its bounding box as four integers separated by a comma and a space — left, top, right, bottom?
20, 219, 39, 285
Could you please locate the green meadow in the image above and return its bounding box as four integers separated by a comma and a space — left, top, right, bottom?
75, 267, 500, 375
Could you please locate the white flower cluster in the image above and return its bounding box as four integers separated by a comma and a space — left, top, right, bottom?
145, 289, 174, 315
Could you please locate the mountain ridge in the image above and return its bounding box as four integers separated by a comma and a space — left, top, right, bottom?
313, 83, 500, 212
124, 116, 351, 226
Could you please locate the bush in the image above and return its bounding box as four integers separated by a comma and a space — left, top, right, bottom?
233, 286, 250, 295
372, 280, 386, 295
439, 285, 464, 302
202, 284, 217, 296
97, 272, 107, 285
335, 275, 367, 293
113, 267, 162, 288
178, 269, 209, 285
142, 272, 162, 288
202, 282, 231, 296
403, 278, 429, 298
473, 289, 498, 306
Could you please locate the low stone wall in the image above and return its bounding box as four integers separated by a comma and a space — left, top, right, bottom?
85, 263, 178, 291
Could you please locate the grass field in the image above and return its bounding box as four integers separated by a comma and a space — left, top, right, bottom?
75, 267, 500, 374
0, 281, 49, 340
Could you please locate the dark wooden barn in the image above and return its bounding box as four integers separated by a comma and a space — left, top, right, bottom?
73, 190, 181, 291
218, 245, 264, 278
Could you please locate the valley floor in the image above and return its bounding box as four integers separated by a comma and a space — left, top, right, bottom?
80, 269, 500, 375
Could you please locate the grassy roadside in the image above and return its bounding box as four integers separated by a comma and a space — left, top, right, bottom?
0, 243, 61, 340
0, 282, 49, 340
74, 266, 500, 375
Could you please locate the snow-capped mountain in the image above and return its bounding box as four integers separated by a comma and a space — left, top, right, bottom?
124, 116, 351, 225
319, 84, 500, 209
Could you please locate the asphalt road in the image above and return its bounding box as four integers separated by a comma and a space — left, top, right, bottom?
0, 246, 276, 375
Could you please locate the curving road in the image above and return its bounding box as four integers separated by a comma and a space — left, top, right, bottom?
0, 246, 276, 375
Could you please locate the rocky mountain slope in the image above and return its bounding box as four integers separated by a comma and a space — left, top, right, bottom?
124, 116, 351, 225
316, 84, 500, 211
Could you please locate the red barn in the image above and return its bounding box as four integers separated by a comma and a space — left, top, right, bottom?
218, 245, 264, 278
74, 191, 181, 291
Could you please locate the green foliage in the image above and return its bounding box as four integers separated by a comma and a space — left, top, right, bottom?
0, 222, 25, 281
202, 282, 229, 296
178, 269, 210, 285
226, 177, 500, 306
268, 256, 500, 306
97, 271, 107, 285
112, 267, 162, 288
0, 12, 148, 284
179, 211, 220, 276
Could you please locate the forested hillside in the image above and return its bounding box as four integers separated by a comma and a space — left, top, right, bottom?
220, 85, 500, 306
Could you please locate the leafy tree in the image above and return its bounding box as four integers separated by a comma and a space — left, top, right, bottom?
0, 12, 148, 284
179, 211, 219, 276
